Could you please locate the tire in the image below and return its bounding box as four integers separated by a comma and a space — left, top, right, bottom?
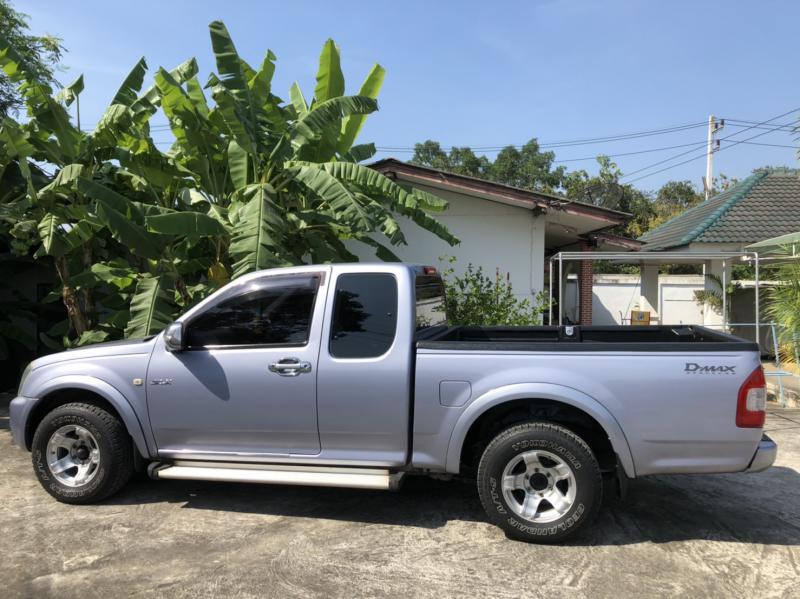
31, 401, 134, 504
477, 421, 602, 544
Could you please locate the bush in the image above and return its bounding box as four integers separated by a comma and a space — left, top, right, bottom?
440, 257, 550, 326
766, 260, 800, 366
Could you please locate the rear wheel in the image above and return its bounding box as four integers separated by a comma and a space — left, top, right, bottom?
32, 401, 134, 504
477, 421, 602, 543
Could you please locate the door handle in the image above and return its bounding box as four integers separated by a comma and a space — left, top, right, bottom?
268, 358, 312, 377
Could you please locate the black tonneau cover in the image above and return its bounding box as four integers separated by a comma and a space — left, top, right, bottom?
417, 325, 760, 352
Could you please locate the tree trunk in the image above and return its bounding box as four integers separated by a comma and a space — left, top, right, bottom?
56, 257, 88, 337
81, 243, 95, 329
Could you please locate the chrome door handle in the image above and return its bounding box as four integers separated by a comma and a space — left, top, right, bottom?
268, 358, 312, 377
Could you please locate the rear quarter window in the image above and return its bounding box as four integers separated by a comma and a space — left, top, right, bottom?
329, 273, 398, 359
415, 275, 447, 330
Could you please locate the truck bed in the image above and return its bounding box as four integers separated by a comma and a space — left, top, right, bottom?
417, 325, 760, 352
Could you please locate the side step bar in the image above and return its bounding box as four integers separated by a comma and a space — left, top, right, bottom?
148, 460, 405, 491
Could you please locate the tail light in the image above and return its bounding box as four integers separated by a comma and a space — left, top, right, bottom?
736, 366, 767, 428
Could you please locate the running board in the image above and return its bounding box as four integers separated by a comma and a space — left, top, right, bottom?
149, 461, 404, 491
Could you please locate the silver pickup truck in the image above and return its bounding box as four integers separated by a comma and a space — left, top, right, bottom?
10, 263, 777, 543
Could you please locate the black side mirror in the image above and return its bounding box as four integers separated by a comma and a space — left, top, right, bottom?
164, 322, 185, 352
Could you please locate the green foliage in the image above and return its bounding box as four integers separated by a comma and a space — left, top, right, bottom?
0, 20, 457, 352
693, 273, 740, 317
562, 156, 654, 238
411, 138, 566, 193
0, 0, 63, 117
440, 257, 550, 326
766, 259, 800, 365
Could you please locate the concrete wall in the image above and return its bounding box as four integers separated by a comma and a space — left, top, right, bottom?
591, 274, 705, 325
345, 183, 545, 301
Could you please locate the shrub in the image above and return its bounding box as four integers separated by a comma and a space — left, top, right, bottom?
440, 257, 550, 326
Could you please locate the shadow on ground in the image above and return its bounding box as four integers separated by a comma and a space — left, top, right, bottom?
106, 465, 800, 548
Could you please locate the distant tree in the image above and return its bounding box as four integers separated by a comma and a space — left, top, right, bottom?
648, 179, 704, 230
563, 156, 653, 238
0, 0, 64, 116
411, 137, 565, 192
487, 139, 566, 193
712, 173, 738, 195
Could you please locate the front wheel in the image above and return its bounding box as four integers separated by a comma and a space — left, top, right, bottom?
31, 401, 134, 504
477, 421, 602, 543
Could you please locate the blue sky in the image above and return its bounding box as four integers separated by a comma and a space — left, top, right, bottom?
16, 0, 800, 192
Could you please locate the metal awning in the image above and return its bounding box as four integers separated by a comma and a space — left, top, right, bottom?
547, 250, 761, 336
746, 232, 800, 259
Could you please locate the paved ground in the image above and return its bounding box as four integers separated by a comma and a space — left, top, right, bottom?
3, 400, 800, 599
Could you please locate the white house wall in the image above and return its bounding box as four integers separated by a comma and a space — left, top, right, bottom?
345, 183, 544, 301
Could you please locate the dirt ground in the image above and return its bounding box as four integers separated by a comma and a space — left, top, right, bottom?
2, 398, 800, 599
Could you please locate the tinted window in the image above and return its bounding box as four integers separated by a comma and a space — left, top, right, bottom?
415, 275, 447, 330
186, 276, 318, 347
329, 273, 397, 358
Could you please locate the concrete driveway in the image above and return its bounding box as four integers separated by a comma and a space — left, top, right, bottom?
2, 400, 800, 599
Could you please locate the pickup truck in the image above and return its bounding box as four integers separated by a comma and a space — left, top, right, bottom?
10, 263, 777, 543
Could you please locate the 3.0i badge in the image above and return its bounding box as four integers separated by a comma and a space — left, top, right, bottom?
150, 378, 174, 385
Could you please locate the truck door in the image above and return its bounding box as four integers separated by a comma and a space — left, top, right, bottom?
146, 272, 327, 458
315, 269, 414, 465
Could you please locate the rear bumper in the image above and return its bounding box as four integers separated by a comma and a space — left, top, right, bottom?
745, 435, 777, 473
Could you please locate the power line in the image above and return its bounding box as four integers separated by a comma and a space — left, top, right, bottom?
734, 140, 798, 149
376, 121, 708, 152
552, 137, 796, 163
620, 107, 800, 181
723, 119, 796, 133
624, 117, 798, 184
553, 140, 708, 163
374, 120, 793, 153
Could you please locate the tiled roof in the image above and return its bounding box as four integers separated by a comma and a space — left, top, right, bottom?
639, 168, 800, 250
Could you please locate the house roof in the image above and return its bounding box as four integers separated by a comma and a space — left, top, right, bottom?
639, 168, 800, 251
369, 158, 631, 227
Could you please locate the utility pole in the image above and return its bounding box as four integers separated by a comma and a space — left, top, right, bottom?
703, 115, 723, 199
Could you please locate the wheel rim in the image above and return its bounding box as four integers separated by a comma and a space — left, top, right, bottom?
46, 425, 100, 487
501, 449, 577, 524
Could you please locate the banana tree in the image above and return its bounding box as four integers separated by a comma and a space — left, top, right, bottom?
1, 39, 228, 343
156, 22, 457, 279
0, 22, 458, 348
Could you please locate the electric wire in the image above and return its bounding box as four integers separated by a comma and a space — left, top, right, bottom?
619, 107, 800, 181
624, 119, 797, 184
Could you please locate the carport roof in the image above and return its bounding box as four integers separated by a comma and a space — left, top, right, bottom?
639, 168, 800, 250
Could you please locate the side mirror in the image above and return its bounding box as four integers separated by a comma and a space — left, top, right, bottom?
163, 322, 185, 352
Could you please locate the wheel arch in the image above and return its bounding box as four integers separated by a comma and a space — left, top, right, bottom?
445, 383, 636, 478
24, 376, 151, 457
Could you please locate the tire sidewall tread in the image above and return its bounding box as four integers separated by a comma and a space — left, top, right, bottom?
31, 401, 133, 504
477, 421, 603, 544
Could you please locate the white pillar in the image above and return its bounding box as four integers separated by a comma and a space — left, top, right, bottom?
703, 259, 731, 327
531, 214, 546, 298
639, 263, 660, 322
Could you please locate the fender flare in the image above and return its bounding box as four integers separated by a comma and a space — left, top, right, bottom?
444, 382, 636, 477
27, 375, 151, 457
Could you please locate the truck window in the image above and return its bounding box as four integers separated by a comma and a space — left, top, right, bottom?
415, 275, 447, 330
329, 273, 398, 359
185, 275, 319, 348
